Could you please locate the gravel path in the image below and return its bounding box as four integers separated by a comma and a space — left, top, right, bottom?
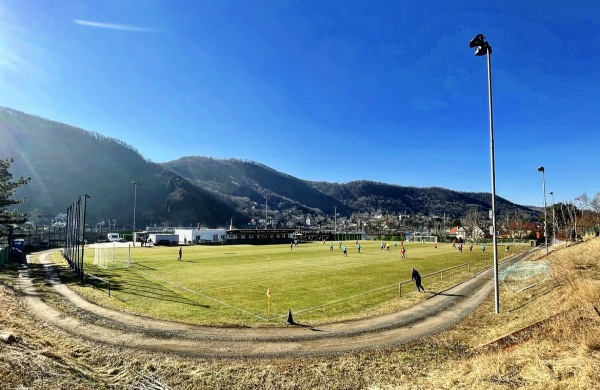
16, 250, 528, 358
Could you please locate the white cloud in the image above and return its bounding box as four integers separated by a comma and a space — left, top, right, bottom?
73, 20, 159, 33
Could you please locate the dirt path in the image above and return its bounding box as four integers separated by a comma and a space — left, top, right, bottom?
15, 250, 528, 358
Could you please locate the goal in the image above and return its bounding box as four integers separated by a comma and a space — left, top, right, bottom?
412, 235, 438, 243
93, 243, 130, 269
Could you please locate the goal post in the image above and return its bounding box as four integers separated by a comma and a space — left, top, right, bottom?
93, 243, 131, 269
412, 235, 438, 243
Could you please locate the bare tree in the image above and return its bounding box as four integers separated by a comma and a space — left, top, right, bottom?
501, 213, 512, 238
575, 193, 589, 213
591, 193, 600, 229
462, 207, 484, 241
573, 198, 586, 240
563, 201, 579, 243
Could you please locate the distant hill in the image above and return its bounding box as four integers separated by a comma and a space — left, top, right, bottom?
0, 108, 244, 228
163, 156, 536, 224
308, 180, 528, 217
1, 107, 536, 229
162, 157, 350, 216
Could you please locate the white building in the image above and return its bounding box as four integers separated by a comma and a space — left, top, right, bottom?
174, 228, 227, 244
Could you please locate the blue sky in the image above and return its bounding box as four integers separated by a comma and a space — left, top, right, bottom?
1, 0, 599, 207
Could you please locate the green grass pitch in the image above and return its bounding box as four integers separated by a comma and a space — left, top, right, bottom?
80, 240, 501, 326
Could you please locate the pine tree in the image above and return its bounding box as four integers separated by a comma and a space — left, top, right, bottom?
0, 158, 31, 236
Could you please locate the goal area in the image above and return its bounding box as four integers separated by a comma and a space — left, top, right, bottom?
412, 235, 438, 243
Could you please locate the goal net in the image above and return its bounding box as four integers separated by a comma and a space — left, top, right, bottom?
413, 235, 438, 243
93, 243, 130, 269
499, 261, 549, 293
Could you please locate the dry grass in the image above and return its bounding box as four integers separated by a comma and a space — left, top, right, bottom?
1, 239, 599, 389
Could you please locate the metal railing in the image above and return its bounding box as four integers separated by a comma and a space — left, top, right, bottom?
397, 244, 527, 297
84, 272, 111, 297
398, 256, 492, 296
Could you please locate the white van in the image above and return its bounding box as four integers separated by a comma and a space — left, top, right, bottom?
107, 233, 122, 242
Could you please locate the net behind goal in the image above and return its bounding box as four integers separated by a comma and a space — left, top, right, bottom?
413, 235, 438, 243
93, 243, 130, 269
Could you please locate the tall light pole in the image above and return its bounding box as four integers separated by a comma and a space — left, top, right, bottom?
470, 33, 499, 314
537, 167, 548, 254
264, 196, 268, 229
132, 182, 141, 239
334, 206, 337, 241
549, 191, 556, 248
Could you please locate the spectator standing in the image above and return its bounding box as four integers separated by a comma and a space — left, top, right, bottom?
411, 267, 425, 292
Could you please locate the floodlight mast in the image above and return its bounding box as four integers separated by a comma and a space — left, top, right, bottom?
265, 196, 268, 229
537, 167, 548, 254
334, 206, 337, 240
132, 182, 141, 238
469, 34, 499, 314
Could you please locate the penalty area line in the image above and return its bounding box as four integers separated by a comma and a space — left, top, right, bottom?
134, 270, 269, 321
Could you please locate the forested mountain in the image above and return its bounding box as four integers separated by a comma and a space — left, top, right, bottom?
164, 156, 536, 223
308, 180, 531, 218
162, 157, 352, 217
0, 108, 244, 228
1, 107, 535, 229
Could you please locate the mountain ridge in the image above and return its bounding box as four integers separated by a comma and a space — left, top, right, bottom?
1, 107, 536, 230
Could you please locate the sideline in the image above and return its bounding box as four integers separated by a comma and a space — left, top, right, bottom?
15, 249, 533, 358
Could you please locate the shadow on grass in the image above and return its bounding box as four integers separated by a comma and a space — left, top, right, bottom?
113, 289, 211, 308
30, 261, 211, 309
109, 271, 211, 308
131, 262, 156, 271
19, 263, 83, 305
27, 262, 81, 287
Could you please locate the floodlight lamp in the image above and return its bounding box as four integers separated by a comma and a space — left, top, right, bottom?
474, 46, 489, 56
469, 34, 485, 48
537, 166, 545, 172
